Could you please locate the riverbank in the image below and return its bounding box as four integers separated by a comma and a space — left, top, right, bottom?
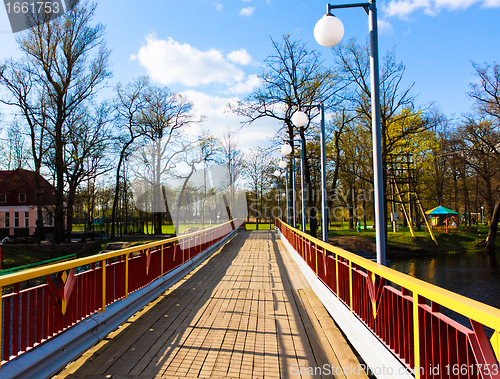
328, 225, 499, 259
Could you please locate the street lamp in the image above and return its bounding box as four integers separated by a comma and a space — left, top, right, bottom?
282, 140, 306, 233
314, 1, 386, 266
481, 206, 484, 224
273, 170, 283, 221
281, 143, 292, 156
291, 106, 328, 243
278, 160, 289, 223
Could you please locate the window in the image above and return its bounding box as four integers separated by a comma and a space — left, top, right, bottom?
47, 212, 53, 227
14, 212, 19, 228
19, 193, 26, 203
4, 212, 9, 228
24, 212, 29, 228
0, 194, 6, 203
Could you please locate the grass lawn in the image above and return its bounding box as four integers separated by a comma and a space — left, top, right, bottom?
1, 222, 223, 270
245, 223, 274, 230
0, 245, 72, 270
73, 223, 219, 235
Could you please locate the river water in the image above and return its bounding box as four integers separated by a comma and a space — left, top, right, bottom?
391, 251, 500, 310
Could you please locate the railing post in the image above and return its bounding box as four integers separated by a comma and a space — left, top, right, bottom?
101, 259, 106, 313
0, 285, 2, 369
161, 244, 164, 276
125, 253, 129, 298
349, 260, 353, 311
413, 292, 421, 379
335, 254, 339, 297
315, 242, 318, 276
182, 239, 185, 264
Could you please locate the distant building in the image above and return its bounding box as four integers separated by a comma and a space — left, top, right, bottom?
0, 168, 56, 238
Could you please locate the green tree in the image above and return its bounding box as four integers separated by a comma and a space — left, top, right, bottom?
332, 40, 429, 237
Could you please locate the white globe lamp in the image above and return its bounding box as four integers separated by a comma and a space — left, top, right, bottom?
291, 110, 309, 127
281, 144, 292, 156
314, 14, 344, 47
274, 170, 281, 177
278, 160, 287, 169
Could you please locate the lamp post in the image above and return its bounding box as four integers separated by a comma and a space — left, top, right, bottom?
282, 141, 306, 232
314, 0, 386, 266
273, 169, 282, 219
281, 144, 297, 227
291, 105, 328, 243
481, 206, 484, 224
279, 159, 288, 223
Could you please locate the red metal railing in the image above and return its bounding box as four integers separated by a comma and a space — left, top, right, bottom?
276, 219, 500, 379
0, 220, 244, 366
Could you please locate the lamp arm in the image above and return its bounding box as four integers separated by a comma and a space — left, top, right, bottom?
327, 2, 370, 15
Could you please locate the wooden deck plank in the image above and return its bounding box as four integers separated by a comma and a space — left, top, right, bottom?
57, 230, 368, 379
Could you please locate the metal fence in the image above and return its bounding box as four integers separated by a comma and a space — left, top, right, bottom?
276, 219, 500, 379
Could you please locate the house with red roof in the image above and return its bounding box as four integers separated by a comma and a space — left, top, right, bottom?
0, 168, 57, 238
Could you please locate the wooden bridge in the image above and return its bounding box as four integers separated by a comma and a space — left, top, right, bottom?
54, 230, 366, 379
2, 220, 500, 379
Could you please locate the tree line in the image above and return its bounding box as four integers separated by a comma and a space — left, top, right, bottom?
0, 1, 241, 242
0, 2, 499, 252
235, 35, 500, 252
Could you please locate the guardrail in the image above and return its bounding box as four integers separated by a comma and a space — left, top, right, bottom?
0, 220, 244, 368
276, 219, 500, 379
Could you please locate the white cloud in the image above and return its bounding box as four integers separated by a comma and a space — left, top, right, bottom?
240, 6, 255, 16
227, 49, 253, 65
227, 74, 261, 94
181, 90, 275, 152
242, 0, 252, 2
131, 34, 245, 87
213, 2, 223, 11
131, 35, 259, 94
383, 0, 500, 18
378, 19, 393, 33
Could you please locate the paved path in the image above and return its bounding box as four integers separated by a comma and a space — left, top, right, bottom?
55, 230, 368, 379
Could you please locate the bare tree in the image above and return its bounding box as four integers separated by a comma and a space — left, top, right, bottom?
130, 85, 195, 235
233, 35, 342, 237
0, 57, 51, 242
62, 103, 113, 239
172, 134, 219, 234
1, 121, 29, 169
111, 77, 149, 238
219, 130, 243, 210
0, 0, 111, 243
468, 62, 500, 252
243, 147, 272, 229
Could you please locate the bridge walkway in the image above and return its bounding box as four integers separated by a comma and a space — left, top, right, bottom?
55, 230, 368, 379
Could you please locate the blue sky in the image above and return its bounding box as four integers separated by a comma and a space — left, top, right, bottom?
1, 0, 500, 151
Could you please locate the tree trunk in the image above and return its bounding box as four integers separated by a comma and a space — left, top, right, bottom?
55, 117, 65, 244
486, 196, 500, 252
65, 182, 78, 242
111, 153, 126, 238
175, 168, 195, 235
